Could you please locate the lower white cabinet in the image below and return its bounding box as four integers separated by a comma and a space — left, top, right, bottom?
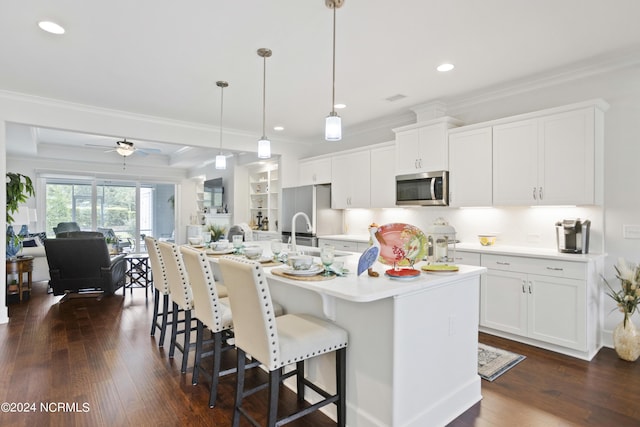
479, 253, 601, 360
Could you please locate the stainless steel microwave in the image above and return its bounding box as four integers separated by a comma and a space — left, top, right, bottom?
395, 170, 449, 206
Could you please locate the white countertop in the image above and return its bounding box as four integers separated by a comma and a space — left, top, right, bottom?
455, 242, 606, 262
206, 241, 485, 303
318, 234, 369, 243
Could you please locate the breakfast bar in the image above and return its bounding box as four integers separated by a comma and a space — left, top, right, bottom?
209, 245, 486, 427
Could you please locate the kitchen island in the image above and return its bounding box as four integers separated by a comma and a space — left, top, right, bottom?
209, 245, 486, 427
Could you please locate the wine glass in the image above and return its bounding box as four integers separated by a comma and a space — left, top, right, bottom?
232, 235, 243, 253
270, 239, 283, 262
320, 245, 335, 276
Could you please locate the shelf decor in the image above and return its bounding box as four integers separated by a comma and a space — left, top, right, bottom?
604, 259, 640, 362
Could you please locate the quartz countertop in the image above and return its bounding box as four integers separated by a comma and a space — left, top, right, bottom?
455, 242, 606, 262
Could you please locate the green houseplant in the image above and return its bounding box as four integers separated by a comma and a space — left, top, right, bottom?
6, 172, 34, 224
6, 173, 35, 259
206, 223, 226, 242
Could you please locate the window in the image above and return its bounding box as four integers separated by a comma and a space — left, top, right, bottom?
44, 177, 175, 251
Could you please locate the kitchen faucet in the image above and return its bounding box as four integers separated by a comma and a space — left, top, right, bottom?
291, 211, 312, 254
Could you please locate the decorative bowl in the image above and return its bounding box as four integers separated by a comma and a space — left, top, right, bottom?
211, 241, 229, 251
478, 234, 497, 246
188, 236, 203, 246
288, 255, 314, 270
244, 245, 263, 260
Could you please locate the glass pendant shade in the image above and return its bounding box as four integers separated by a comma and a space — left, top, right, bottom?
325, 112, 342, 141
116, 147, 135, 157
258, 138, 271, 159
215, 154, 226, 170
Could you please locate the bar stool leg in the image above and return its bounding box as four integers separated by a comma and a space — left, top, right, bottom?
337, 347, 347, 427
233, 349, 247, 427
192, 320, 204, 385
296, 360, 305, 402
169, 302, 179, 358
267, 369, 281, 427
208, 330, 223, 408
151, 288, 160, 336
159, 294, 170, 347
181, 310, 192, 374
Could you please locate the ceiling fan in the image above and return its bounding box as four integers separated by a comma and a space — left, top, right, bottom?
85, 138, 162, 169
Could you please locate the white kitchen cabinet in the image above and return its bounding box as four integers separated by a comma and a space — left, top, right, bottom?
493, 105, 604, 206
479, 253, 598, 359
393, 117, 462, 175
331, 150, 371, 209
448, 126, 493, 207
298, 157, 332, 186
369, 144, 396, 208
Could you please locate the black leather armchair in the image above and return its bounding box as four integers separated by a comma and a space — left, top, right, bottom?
53, 222, 81, 236
44, 233, 127, 296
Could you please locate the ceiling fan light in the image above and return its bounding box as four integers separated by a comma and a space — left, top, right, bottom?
325, 112, 342, 141
116, 147, 134, 156
215, 154, 226, 170
257, 138, 271, 159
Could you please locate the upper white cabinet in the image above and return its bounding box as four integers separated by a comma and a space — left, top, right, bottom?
493, 104, 606, 206
393, 117, 463, 175
332, 150, 371, 209
448, 126, 493, 207
298, 157, 331, 186
369, 144, 396, 208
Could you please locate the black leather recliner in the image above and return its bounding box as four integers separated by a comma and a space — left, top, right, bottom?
53, 221, 81, 236
44, 232, 127, 296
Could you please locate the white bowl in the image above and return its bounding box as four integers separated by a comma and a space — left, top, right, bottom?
288, 255, 313, 270
211, 241, 229, 251
244, 245, 263, 260
188, 237, 203, 246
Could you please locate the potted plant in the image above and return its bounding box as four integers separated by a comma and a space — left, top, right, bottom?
206, 223, 226, 242
6, 173, 35, 259
604, 258, 640, 361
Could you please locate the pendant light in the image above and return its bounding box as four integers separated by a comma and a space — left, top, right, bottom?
215, 81, 229, 170
257, 48, 272, 159
325, 0, 344, 141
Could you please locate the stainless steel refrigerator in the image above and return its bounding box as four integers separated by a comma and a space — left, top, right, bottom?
281, 184, 342, 247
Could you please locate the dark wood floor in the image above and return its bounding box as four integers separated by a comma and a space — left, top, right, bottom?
1, 282, 639, 427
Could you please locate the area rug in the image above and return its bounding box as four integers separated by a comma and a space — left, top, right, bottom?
478, 343, 526, 381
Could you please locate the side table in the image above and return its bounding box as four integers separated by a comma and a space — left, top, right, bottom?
6, 256, 34, 303
124, 253, 150, 299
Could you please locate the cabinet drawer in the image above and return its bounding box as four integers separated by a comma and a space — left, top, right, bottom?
453, 250, 481, 266
481, 254, 586, 280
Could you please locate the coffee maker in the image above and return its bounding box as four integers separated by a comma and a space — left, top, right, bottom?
555, 219, 590, 254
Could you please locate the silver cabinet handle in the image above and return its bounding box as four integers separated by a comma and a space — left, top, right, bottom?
522, 280, 526, 293
546, 267, 563, 271
528, 281, 533, 294
414, 159, 418, 169
496, 261, 510, 266
533, 187, 537, 200
539, 187, 543, 200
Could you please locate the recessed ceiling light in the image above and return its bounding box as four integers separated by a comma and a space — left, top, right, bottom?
334, 103, 346, 109
437, 63, 454, 72
38, 21, 65, 35
273, 126, 284, 131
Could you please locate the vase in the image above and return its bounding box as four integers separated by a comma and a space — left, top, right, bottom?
6, 225, 22, 259
613, 314, 640, 362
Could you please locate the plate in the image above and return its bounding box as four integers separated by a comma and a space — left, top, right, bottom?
384, 269, 421, 281
421, 264, 459, 273
206, 248, 235, 255
376, 223, 427, 267
190, 244, 205, 248
258, 257, 275, 263
282, 265, 325, 277
385, 268, 421, 277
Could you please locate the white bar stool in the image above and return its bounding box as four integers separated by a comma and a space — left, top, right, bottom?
219, 256, 348, 427
145, 236, 171, 347
158, 241, 197, 374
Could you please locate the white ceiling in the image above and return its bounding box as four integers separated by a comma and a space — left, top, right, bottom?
3, 0, 640, 167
